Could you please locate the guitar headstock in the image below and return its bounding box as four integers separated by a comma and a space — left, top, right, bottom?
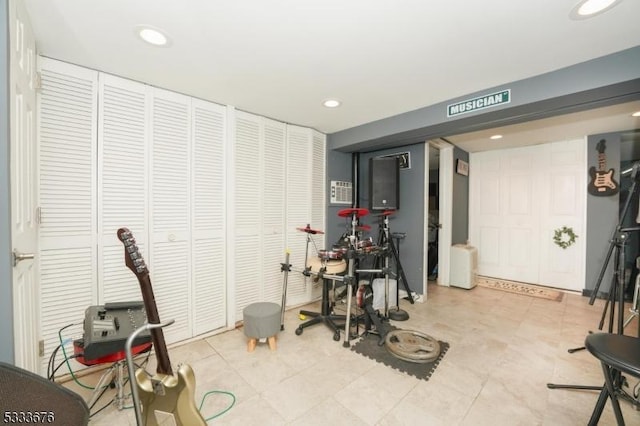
117, 227, 149, 278
596, 139, 607, 153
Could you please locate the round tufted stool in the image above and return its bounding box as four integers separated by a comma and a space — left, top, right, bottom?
243, 302, 281, 352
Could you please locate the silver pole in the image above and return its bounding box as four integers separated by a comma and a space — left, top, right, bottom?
280, 251, 290, 330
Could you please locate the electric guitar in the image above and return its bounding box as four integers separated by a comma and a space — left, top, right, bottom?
588, 139, 619, 196
117, 228, 206, 426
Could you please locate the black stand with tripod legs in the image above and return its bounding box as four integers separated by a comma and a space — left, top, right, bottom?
371, 210, 414, 319
546, 163, 640, 405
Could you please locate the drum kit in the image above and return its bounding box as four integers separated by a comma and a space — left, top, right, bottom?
279, 207, 442, 363
285, 207, 405, 348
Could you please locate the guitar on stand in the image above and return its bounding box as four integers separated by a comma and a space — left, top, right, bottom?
117, 228, 206, 426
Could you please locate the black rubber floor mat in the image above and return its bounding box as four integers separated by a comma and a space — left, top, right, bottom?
350, 329, 449, 381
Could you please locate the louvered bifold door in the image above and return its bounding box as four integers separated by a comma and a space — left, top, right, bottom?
232, 111, 262, 320
310, 131, 326, 242
191, 99, 227, 335
261, 118, 286, 304
285, 125, 320, 306
98, 74, 150, 303
38, 59, 98, 372
150, 88, 191, 344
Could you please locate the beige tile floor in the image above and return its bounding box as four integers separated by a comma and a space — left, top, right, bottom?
64, 282, 640, 425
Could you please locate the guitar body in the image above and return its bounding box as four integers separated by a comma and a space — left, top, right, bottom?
588, 166, 619, 196
136, 364, 206, 426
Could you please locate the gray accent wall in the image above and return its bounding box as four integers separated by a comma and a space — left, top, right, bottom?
1, 0, 14, 364
452, 147, 469, 245
359, 144, 426, 294
325, 149, 353, 247
324, 142, 471, 295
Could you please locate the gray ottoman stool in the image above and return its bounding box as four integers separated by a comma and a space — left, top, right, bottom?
243, 302, 281, 352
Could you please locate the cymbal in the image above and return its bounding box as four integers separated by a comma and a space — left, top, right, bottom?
355, 224, 371, 232
338, 207, 369, 218
296, 224, 324, 235
377, 209, 396, 217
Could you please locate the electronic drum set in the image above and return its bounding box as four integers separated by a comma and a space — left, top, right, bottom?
281, 207, 441, 363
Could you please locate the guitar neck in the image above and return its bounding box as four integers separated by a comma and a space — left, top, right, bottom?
139, 275, 173, 376
598, 152, 606, 171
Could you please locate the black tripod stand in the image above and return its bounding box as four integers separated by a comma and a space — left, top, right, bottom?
370, 210, 414, 319
547, 163, 640, 402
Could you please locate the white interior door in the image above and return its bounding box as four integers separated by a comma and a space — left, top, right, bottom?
471, 148, 540, 284
9, 0, 39, 372
469, 140, 586, 290
538, 139, 586, 291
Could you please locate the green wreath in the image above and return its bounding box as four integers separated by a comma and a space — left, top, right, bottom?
553, 226, 578, 249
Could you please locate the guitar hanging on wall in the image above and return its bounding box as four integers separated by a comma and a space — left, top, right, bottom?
117, 227, 206, 426
588, 139, 619, 196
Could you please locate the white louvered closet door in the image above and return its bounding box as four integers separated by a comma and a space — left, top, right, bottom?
311, 131, 326, 240
285, 125, 323, 306
233, 111, 262, 320
38, 59, 98, 372
98, 74, 150, 303
191, 99, 227, 335
150, 88, 191, 344
262, 119, 286, 304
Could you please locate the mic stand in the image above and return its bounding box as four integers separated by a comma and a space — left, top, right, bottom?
546, 163, 640, 398
389, 232, 409, 321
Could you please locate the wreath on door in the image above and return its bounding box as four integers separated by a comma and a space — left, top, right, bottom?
553, 226, 578, 249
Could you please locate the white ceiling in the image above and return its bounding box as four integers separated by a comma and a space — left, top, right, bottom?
23, 0, 640, 144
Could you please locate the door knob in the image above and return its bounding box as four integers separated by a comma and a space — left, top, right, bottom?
12, 250, 35, 267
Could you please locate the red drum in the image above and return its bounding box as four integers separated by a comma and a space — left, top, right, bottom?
362, 245, 379, 255
357, 238, 373, 249
318, 249, 343, 260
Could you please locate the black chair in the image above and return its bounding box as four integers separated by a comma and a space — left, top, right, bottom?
0, 361, 89, 425
584, 333, 640, 425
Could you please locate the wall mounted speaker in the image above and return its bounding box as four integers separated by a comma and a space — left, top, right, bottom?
369, 156, 399, 210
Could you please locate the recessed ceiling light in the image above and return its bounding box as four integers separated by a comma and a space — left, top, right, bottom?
490, 134, 503, 140
323, 99, 341, 108
570, 0, 622, 20
136, 25, 171, 47
632, 111, 640, 117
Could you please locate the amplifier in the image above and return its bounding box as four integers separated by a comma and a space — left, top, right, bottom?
74, 302, 151, 363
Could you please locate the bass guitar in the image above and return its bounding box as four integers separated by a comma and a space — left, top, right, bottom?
117, 227, 206, 426
588, 139, 619, 196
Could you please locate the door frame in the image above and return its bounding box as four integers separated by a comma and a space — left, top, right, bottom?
425, 140, 453, 292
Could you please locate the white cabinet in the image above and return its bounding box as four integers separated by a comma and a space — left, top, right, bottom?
450, 244, 478, 289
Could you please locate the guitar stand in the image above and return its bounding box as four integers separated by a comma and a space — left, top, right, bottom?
358, 284, 392, 346
86, 359, 128, 411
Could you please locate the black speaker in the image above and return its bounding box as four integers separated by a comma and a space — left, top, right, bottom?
369, 157, 399, 210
